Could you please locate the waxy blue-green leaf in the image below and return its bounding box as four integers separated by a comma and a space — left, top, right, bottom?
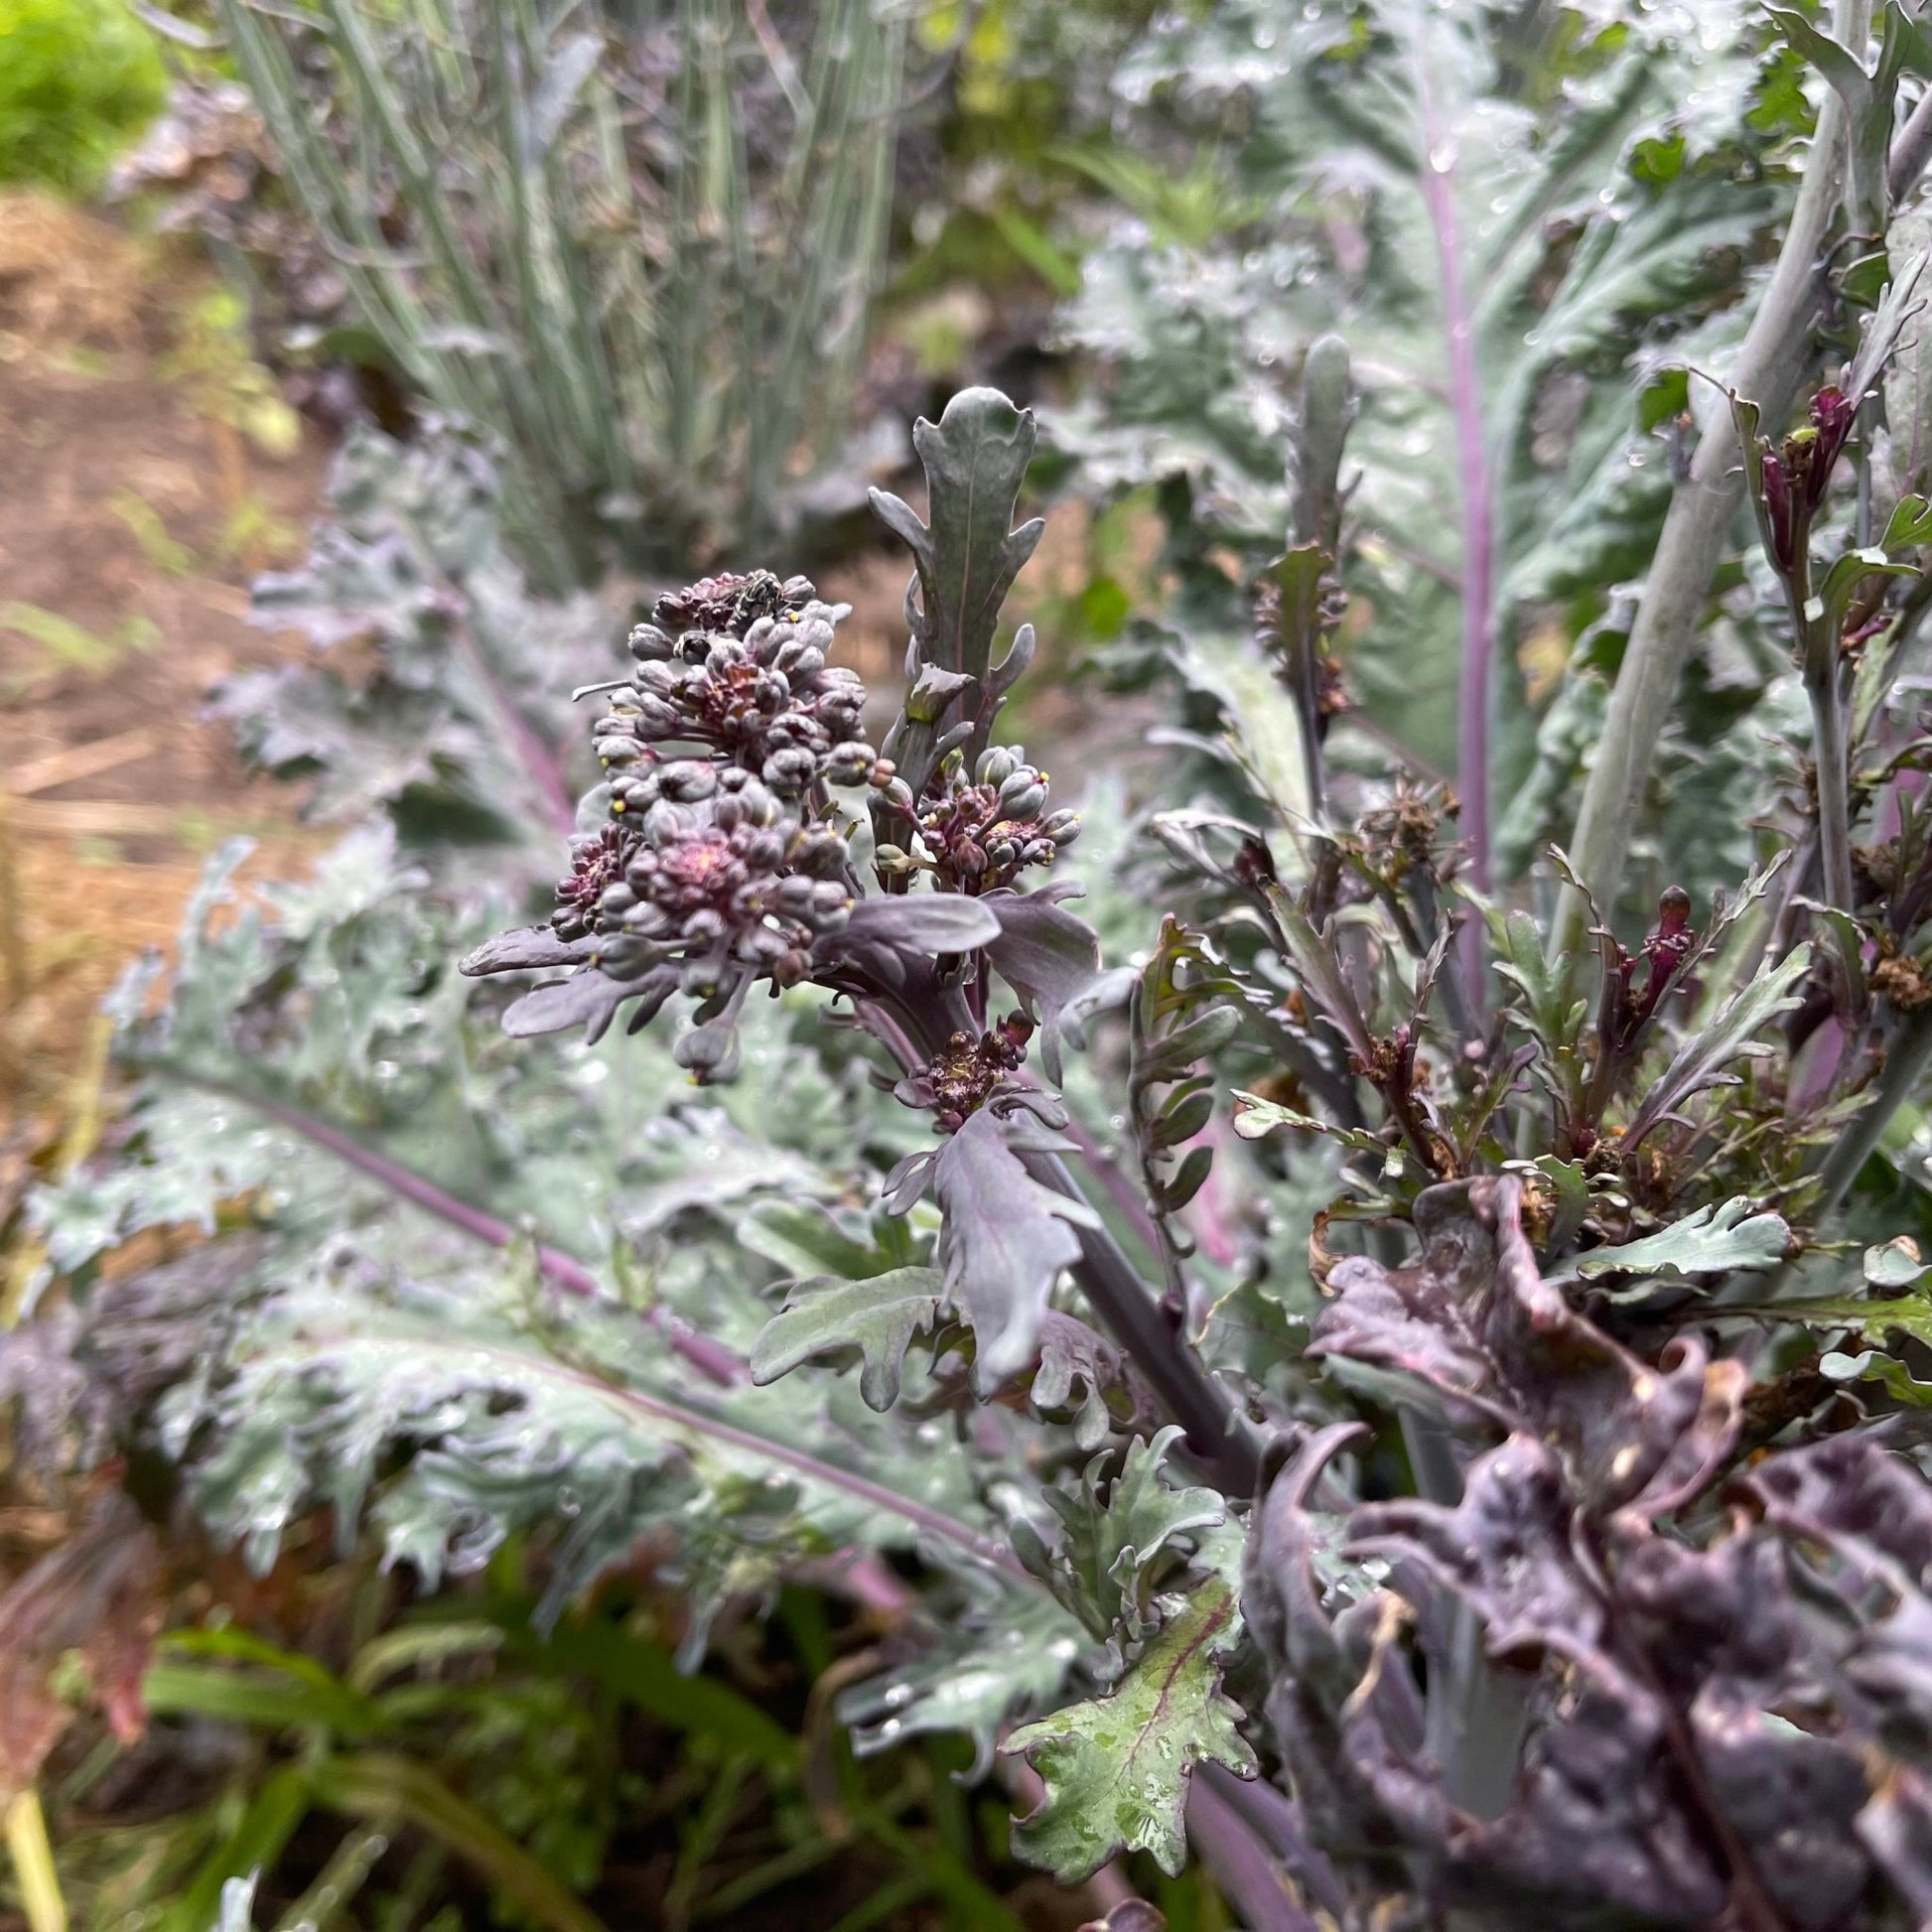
749, 1268, 945, 1412
1548, 1198, 1790, 1291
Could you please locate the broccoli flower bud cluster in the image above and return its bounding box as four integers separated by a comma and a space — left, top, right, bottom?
592, 767, 852, 995
594, 570, 881, 802
469, 572, 891, 1074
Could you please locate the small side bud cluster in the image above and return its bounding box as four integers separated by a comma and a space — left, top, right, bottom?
1759, 386, 1856, 577
895, 1015, 1035, 1131
553, 822, 632, 941
876, 747, 1078, 894
1356, 781, 1455, 888
1254, 573, 1348, 724
1599, 885, 1699, 1064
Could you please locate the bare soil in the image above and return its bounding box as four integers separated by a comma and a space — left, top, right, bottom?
0, 191, 332, 1142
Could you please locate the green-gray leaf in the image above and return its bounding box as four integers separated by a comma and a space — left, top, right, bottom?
748, 1268, 945, 1411
1756, 1292, 1932, 1350
1550, 1198, 1789, 1290
738, 1200, 901, 1283
934, 1107, 1099, 1390
1005, 1577, 1257, 1882
1822, 1347, 1932, 1406
871, 388, 1044, 687
1016, 1426, 1226, 1646
1866, 1237, 1929, 1290
1625, 945, 1810, 1147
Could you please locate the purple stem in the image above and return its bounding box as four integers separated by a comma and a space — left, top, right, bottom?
1185, 1772, 1320, 1932
456, 623, 580, 837
304, 1328, 1030, 1580
1417, 72, 1494, 1005
1050, 1103, 1166, 1258
1198, 1764, 1346, 1920
185, 1074, 746, 1387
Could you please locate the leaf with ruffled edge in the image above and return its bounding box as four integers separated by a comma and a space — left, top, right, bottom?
749, 1268, 945, 1411
1012, 1425, 1227, 1647
934, 1100, 1100, 1391
1005, 1576, 1256, 1882
1548, 1197, 1789, 1293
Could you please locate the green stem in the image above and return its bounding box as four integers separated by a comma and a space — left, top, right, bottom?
1807, 643, 1858, 914
1552, 4, 1861, 957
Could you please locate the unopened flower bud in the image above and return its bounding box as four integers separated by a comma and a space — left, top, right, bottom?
978, 747, 1019, 788
773, 640, 826, 680
824, 741, 876, 785
743, 828, 787, 872
658, 759, 718, 801
762, 746, 819, 792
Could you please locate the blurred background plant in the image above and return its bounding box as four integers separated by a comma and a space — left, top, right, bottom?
0, 0, 167, 195
209, 0, 914, 589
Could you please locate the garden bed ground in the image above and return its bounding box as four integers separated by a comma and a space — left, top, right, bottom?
0, 190, 333, 1152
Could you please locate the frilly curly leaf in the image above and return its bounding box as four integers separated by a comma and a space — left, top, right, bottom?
1006, 1577, 1256, 1882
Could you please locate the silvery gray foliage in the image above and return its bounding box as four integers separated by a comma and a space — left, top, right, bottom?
1052, 0, 1810, 901
213, 421, 615, 859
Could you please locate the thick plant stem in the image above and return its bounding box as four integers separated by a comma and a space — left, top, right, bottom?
1028, 1150, 1263, 1496
176, 1071, 747, 1387
1185, 1772, 1321, 1932
1197, 1765, 1347, 1920
1403, 1411, 1533, 1822
1551, 28, 1857, 961
1808, 648, 1858, 912
1415, 48, 1494, 1008
1891, 84, 1932, 203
